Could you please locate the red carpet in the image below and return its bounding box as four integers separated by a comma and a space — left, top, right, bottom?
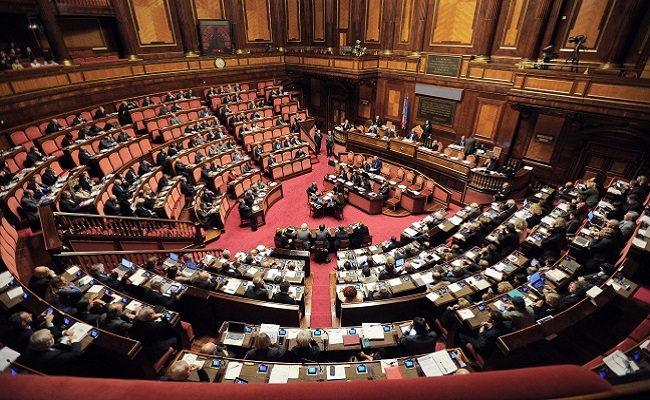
208, 152, 440, 327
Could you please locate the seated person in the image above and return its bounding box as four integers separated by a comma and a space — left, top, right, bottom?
531, 292, 563, 320
45, 276, 82, 313
306, 182, 321, 199
296, 223, 312, 249
71, 297, 105, 325
143, 276, 178, 308
20, 329, 83, 375
458, 311, 512, 359
3, 311, 60, 353
502, 296, 534, 329
28, 266, 55, 299
161, 360, 209, 382
272, 281, 296, 305
129, 308, 178, 361
244, 277, 269, 300
244, 332, 285, 362
338, 285, 363, 303
494, 182, 511, 202
399, 317, 438, 356
289, 330, 320, 363
98, 303, 137, 337
88, 263, 127, 290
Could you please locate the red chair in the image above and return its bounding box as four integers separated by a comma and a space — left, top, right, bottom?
386, 189, 402, 211
152, 347, 175, 374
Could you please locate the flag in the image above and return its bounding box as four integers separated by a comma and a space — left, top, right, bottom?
401, 95, 409, 130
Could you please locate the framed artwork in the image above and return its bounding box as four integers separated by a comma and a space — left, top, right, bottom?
199, 20, 233, 54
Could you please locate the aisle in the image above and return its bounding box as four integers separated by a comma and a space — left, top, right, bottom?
208, 153, 426, 327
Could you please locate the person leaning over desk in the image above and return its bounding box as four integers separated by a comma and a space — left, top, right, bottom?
399, 317, 438, 356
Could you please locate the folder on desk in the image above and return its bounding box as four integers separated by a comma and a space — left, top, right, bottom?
384, 366, 404, 380
342, 333, 360, 346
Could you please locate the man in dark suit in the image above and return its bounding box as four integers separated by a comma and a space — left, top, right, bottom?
493, 223, 520, 257
21, 190, 41, 227
78, 146, 92, 166
334, 225, 349, 250
161, 360, 210, 382
44, 118, 64, 135
272, 281, 297, 305
89, 263, 127, 290
399, 317, 438, 356
464, 134, 476, 156
143, 276, 177, 308
28, 266, 55, 298
372, 115, 382, 126
25, 147, 45, 168
494, 182, 511, 202
314, 130, 323, 154
98, 303, 135, 337
405, 130, 419, 141
20, 329, 84, 375
244, 277, 269, 300
369, 156, 383, 174
3, 311, 59, 352
59, 191, 82, 213
135, 198, 158, 218
458, 311, 511, 358
130, 308, 178, 361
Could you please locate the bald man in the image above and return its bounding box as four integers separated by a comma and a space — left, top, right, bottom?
160, 360, 209, 382
200, 342, 230, 357
28, 266, 55, 298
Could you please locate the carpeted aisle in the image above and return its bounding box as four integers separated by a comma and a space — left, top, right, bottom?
207, 152, 436, 327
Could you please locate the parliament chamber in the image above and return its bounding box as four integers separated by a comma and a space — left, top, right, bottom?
1, 0, 650, 399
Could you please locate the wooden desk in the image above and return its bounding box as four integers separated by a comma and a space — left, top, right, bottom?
389, 139, 418, 157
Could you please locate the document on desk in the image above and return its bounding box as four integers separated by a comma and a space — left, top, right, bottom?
426, 291, 440, 303
66, 266, 80, 276
447, 283, 462, 293
222, 279, 241, 294
417, 354, 443, 377
0, 271, 12, 288
125, 300, 142, 312
604, 350, 639, 377
484, 268, 503, 282
420, 271, 434, 285
472, 278, 491, 291
286, 328, 301, 340
128, 270, 147, 286
388, 278, 402, 287
432, 350, 458, 375
457, 309, 475, 321
362, 323, 385, 340
181, 353, 205, 370
269, 364, 290, 384
245, 267, 259, 277
260, 323, 280, 343
326, 365, 347, 380
63, 322, 93, 344
266, 269, 281, 281
224, 362, 243, 380
6, 286, 24, 300
87, 285, 103, 294
403, 227, 418, 237
0, 346, 20, 370
449, 216, 464, 226
327, 329, 345, 345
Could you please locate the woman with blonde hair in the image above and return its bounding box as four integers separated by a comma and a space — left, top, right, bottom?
244, 332, 285, 361
45, 276, 81, 313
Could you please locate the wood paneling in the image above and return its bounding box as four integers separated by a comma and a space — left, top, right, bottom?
130, 0, 175, 45
399, 0, 416, 43
313, 0, 325, 42
339, 0, 350, 29
286, 0, 301, 42
431, 0, 480, 46
561, 0, 615, 52
365, 0, 382, 42
525, 114, 564, 164
194, 0, 225, 19
500, 0, 528, 48
310, 78, 321, 107
387, 89, 402, 118
242, 0, 272, 42
473, 98, 503, 139
10, 74, 70, 93
58, 18, 107, 49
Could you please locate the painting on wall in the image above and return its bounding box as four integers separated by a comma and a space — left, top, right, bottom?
199, 20, 233, 54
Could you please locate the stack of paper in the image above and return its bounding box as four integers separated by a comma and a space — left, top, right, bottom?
260, 323, 280, 343
181, 353, 205, 370
222, 279, 241, 294
362, 323, 384, 340
224, 362, 243, 380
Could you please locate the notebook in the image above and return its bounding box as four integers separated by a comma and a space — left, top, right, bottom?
342, 333, 360, 346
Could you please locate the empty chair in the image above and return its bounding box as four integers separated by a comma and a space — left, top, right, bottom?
386, 189, 402, 211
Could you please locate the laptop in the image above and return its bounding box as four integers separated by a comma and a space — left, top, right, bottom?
395, 258, 405, 267
529, 272, 545, 291
163, 253, 179, 268
223, 322, 246, 344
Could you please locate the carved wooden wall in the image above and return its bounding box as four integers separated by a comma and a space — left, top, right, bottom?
193, 0, 225, 19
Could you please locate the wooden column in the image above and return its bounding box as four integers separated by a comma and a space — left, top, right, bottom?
410, 0, 429, 56
35, 0, 70, 65
598, 0, 647, 71
270, 0, 287, 51
325, 0, 338, 52
111, 0, 139, 60
520, 0, 553, 61
473, 0, 502, 62
225, 0, 247, 54
380, 0, 398, 54
349, 0, 364, 45
173, 0, 199, 56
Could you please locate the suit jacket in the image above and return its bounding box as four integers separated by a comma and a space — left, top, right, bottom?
21, 342, 83, 375
289, 343, 320, 363
130, 319, 176, 360
272, 292, 296, 305
104, 200, 121, 216
245, 346, 285, 362
464, 136, 476, 155
143, 289, 176, 307
28, 275, 51, 298
399, 332, 438, 356
60, 198, 82, 213
79, 150, 92, 166
244, 286, 269, 301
